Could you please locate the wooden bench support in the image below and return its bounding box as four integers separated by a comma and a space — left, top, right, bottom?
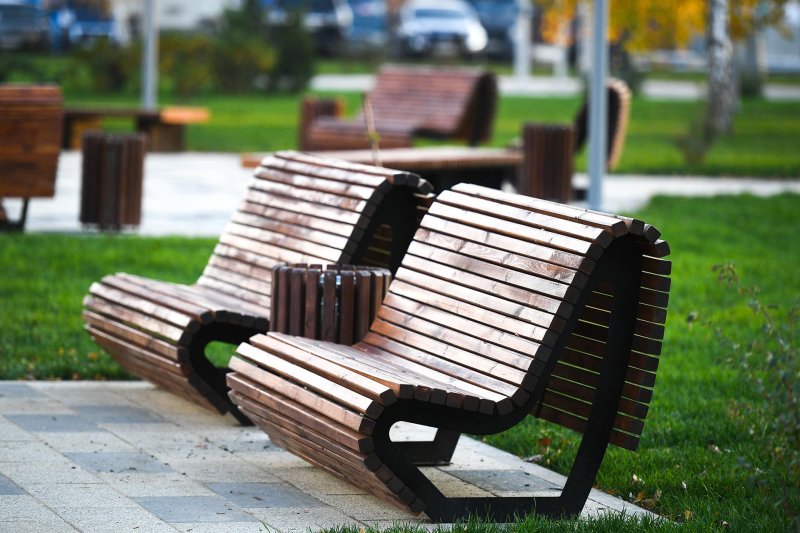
228, 182, 671, 520
83, 152, 432, 420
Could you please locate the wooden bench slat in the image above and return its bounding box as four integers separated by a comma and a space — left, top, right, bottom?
235, 341, 385, 418
230, 211, 353, 252
83, 310, 186, 362
230, 357, 375, 434
83, 295, 188, 344
372, 309, 534, 378
249, 174, 376, 214
429, 203, 602, 260
238, 200, 360, 239
223, 222, 343, 263
228, 373, 374, 453
282, 333, 514, 412
248, 333, 397, 405
441, 191, 614, 247
419, 216, 592, 274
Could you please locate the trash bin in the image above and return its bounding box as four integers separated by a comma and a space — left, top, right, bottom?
270, 264, 391, 345
519, 123, 575, 203
80, 132, 145, 230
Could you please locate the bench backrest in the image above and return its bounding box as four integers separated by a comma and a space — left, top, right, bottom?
360, 183, 670, 451
359, 65, 498, 145
196, 151, 432, 313
572, 77, 631, 170
0, 84, 63, 198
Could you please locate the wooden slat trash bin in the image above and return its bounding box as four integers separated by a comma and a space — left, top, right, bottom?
270, 264, 391, 345
80, 132, 146, 230
519, 123, 576, 202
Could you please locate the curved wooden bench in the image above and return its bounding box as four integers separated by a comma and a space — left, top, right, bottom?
0, 84, 63, 231
300, 65, 498, 151
572, 77, 632, 171
227, 182, 670, 518
83, 151, 432, 422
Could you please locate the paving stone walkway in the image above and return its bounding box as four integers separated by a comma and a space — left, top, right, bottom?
8, 151, 800, 236
1, 381, 653, 532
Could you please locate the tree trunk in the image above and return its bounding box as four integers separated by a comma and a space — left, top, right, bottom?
706, 0, 735, 135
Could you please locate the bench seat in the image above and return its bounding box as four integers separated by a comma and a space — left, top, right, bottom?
83, 151, 432, 422
228, 182, 671, 518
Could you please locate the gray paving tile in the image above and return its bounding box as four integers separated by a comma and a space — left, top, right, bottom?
0, 398, 76, 415
64, 452, 174, 474
445, 469, 560, 494
0, 495, 79, 532
248, 506, 363, 531
207, 481, 327, 508
110, 479, 216, 498
75, 404, 166, 424
37, 431, 139, 453
24, 483, 135, 508
0, 417, 37, 441
163, 458, 278, 483
268, 466, 367, 496
4, 414, 98, 433
172, 522, 272, 532
0, 440, 66, 463
0, 383, 43, 398
318, 494, 419, 521
55, 505, 175, 533
135, 495, 259, 523
0, 472, 25, 495
0, 456, 99, 485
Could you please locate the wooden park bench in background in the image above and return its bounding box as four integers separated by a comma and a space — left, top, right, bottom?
227, 182, 670, 519
82, 151, 433, 422
299, 65, 498, 151
518, 78, 632, 202
0, 84, 63, 231
63, 106, 210, 152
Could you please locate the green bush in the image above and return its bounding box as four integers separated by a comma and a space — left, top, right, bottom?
266, 11, 315, 93
60, 0, 314, 96
66, 38, 138, 93
159, 32, 216, 97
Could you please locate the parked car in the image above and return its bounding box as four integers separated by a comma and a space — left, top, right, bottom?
0, 2, 50, 51
266, 0, 353, 56
66, 6, 118, 47
397, 0, 487, 58
343, 0, 386, 56
467, 0, 516, 59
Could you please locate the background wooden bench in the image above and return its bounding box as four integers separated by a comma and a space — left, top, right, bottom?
0, 84, 63, 231
63, 106, 210, 152
299, 65, 498, 151
227, 182, 670, 519
83, 151, 433, 422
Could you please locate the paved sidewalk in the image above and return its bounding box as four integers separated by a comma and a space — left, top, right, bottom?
8, 151, 799, 236
1, 381, 653, 532
312, 73, 800, 100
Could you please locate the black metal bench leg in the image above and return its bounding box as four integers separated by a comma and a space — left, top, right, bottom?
0, 198, 29, 232
393, 428, 460, 466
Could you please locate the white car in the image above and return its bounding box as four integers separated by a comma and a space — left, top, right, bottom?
398, 0, 488, 58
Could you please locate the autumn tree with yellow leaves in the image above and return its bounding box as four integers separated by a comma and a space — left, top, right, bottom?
536, 0, 790, 158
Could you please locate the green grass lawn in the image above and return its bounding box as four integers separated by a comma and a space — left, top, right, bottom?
60, 92, 800, 178
1, 193, 798, 530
